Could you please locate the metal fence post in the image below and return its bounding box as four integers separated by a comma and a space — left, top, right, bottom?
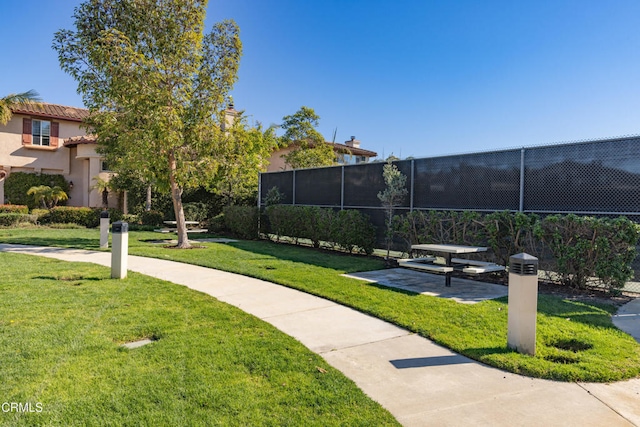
341, 165, 345, 210
410, 159, 415, 212
292, 170, 296, 205
257, 172, 262, 208
519, 148, 525, 212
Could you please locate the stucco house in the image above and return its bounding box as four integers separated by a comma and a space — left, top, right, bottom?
0, 102, 116, 208
1, 101, 377, 208
266, 136, 378, 172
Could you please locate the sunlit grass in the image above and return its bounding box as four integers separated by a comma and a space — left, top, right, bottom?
0, 253, 398, 426
1, 226, 639, 382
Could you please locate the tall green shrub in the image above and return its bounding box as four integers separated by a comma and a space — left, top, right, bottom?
394, 210, 485, 253
223, 206, 260, 240
264, 205, 375, 254
541, 214, 639, 290
4, 172, 70, 209
484, 211, 543, 267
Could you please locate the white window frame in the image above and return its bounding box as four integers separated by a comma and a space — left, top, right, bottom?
31, 119, 51, 146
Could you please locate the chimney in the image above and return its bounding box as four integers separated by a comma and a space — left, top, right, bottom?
222, 102, 238, 132
345, 136, 360, 149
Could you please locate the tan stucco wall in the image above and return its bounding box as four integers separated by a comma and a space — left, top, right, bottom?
266, 146, 296, 172
0, 113, 114, 208
0, 113, 79, 175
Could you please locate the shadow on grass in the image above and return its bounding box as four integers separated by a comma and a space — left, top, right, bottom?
0, 236, 101, 250
32, 275, 103, 281
365, 282, 422, 297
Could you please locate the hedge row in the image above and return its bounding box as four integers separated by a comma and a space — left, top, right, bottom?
0, 204, 29, 214
0, 213, 36, 227
394, 210, 640, 291
38, 207, 125, 228
222, 206, 260, 240
265, 205, 376, 255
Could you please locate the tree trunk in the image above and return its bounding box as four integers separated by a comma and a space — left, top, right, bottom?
145, 185, 152, 211
169, 152, 190, 248
102, 189, 108, 209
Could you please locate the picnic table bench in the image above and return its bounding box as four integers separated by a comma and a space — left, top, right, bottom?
156, 220, 208, 234
398, 244, 505, 286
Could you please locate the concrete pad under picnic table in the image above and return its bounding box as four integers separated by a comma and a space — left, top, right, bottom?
343, 268, 508, 304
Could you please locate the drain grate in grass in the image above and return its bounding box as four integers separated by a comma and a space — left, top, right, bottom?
121, 338, 156, 349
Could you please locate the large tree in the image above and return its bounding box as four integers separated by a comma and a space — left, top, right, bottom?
280, 107, 335, 169
0, 90, 41, 125
53, 0, 241, 248
213, 113, 278, 205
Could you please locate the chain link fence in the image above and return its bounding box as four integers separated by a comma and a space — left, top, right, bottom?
260, 136, 640, 293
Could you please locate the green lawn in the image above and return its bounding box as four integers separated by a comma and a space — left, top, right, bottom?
0, 252, 398, 426
1, 226, 640, 383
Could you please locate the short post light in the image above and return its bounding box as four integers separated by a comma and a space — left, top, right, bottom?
507, 253, 539, 356
100, 210, 110, 249
111, 221, 128, 279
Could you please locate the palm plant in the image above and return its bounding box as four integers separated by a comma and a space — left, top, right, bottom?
91, 176, 112, 209
27, 185, 49, 209
27, 185, 69, 209
0, 90, 42, 125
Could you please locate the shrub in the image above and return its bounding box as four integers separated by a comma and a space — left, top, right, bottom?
86, 208, 124, 228
41, 207, 95, 227
121, 214, 139, 224
0, 213, 34, 227
541, 215, 640, 290
484, 211, 544, 267
264, 186, 284, 207
31, 208, 49, 217
394, 210, 485, 253
395, 210, 640, 292
140, 210, 165, 227
332, 209, 376, 254
206, 213, 226, 234
0, 204, 29, 214
182, 202, 209, 223
223, 206, 259, 240
264, 205, 376, 254
4, 172, 70, 209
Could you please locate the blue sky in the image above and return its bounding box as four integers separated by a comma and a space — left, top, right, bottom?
2, 0, 640, 159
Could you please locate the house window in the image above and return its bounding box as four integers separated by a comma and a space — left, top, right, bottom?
22, 118, 59, 148
101, 160, 111, 172
31, 120, 51, 146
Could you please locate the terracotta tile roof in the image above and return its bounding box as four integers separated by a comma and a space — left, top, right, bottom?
10, 102, 90, 122
286, 140, 378, 157
327, 141, 377, 157
64, 135, 98, 147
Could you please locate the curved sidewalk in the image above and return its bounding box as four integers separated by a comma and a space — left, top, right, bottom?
1, 244, 639, 427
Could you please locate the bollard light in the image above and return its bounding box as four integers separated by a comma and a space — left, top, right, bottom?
507, 253, 539, 356
100, 210, 110, 249
111, 221, 128, 279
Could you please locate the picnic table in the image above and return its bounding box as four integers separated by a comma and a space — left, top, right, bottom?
157, 220, 207, 233
399, 244, 504, 287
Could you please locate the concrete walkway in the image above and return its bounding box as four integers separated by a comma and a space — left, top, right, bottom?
1, 243, 639, 426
